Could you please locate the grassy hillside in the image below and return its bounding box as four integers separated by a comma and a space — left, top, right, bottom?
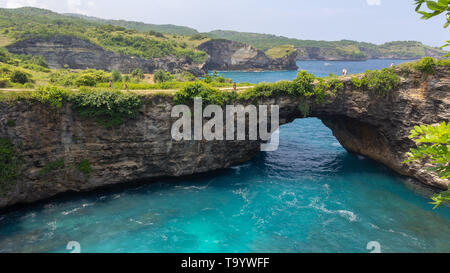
1, 7, 446, 63
265, 45, 296, 59
206, 30, 447, 59
64, 13, 199, 36
0, 7, 208, 63
0, 46, 245, 93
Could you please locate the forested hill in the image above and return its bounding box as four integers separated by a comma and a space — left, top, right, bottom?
206, 30, 447, 60
64, 13, 199, 36
0, 7, 208, 63
0, 7, 447, 64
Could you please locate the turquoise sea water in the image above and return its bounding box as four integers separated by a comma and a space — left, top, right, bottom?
215, 59, 414, 83
0, 60, 449, 253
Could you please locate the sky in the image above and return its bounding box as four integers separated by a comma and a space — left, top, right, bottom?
0, 0, 448, 47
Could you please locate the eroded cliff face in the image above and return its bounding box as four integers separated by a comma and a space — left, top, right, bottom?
295, 46, 446, 61
0, 97, 261, 208
198, 39, 298, 71
6, 36, 204, 76
311, 67, 450, 190
0, 67, 448, 209
295, 47, 367, 61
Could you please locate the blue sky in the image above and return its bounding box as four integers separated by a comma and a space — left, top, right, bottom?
0, 0, 448, 47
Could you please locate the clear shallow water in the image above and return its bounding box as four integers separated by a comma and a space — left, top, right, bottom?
0, 119, 449, 253
0, 59, 449, 253
215, 59, 415, 83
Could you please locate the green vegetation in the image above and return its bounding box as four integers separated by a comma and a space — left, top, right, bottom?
65, 13, 199, 36
154, 70, 174, 83
31, 85, 70, 107
404, 122, 450, 180
398, 56, 449, 76
111, 69, 122, 82
0, 47, 49, 73
77, 159, 92, 175
414, 0, 450, 55
238, 70, 340, 104
400, 5, 450, 209
174, 70, 342, 107
0, 138, 20, 191
0, 56, 38, 88
403, 122, 450, 208
28, 86, 143, 128
265, 45, 296, 59
297, 100, 311, 118
49, 69, 111, 87
204, 71, 233, 84
131, 69, 145, 80
351, 68, 401, 95
174, 82, 227, 105
363, 68, 401, 95
6, 119, 15, 127
0, 7, 207, 63
0, 7, 445, 66
206, 30, 447, 59
40, 159, 65, 176
9, 69, 31, 84
69, 89, 143, 128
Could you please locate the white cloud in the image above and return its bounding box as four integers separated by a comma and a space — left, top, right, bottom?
4, 0, 46, 9
366, 0, 381, 5
66, 0, 86, 14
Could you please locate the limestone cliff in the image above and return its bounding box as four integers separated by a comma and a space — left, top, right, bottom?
0, 66, 448, 209
295, 44, 445, 61
311, 67, 450, 190
6, 36, 205, 76
198, 39, 298, 71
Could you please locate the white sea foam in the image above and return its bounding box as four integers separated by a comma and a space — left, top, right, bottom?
20, 212, 36, 220
337, 210, 357, 222
62, 207, 81, 215
47, 221, 57, 231
311, 203, 358, 222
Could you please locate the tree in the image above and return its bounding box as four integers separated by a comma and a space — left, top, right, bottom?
10, 70, 30, 84
414, 0, 450, 55
131, 68, 145, 80
153, 70, 173, 83
111, 69, 122, 82
403, 122, 450, 208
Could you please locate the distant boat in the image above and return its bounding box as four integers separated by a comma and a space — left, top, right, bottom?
324, 62, 332, 66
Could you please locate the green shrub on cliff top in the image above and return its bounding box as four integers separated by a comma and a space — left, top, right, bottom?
414, 57, 437, 75
238, 70, 340, 103
397, 57, 448, 76
292, 70, 316, 96
31, 85, 70, 107
174, 82, 227, 105
351, 68, 401, 95
238, 71, 316, 101
69, 89, 143, 128
363, 68, 401, 95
